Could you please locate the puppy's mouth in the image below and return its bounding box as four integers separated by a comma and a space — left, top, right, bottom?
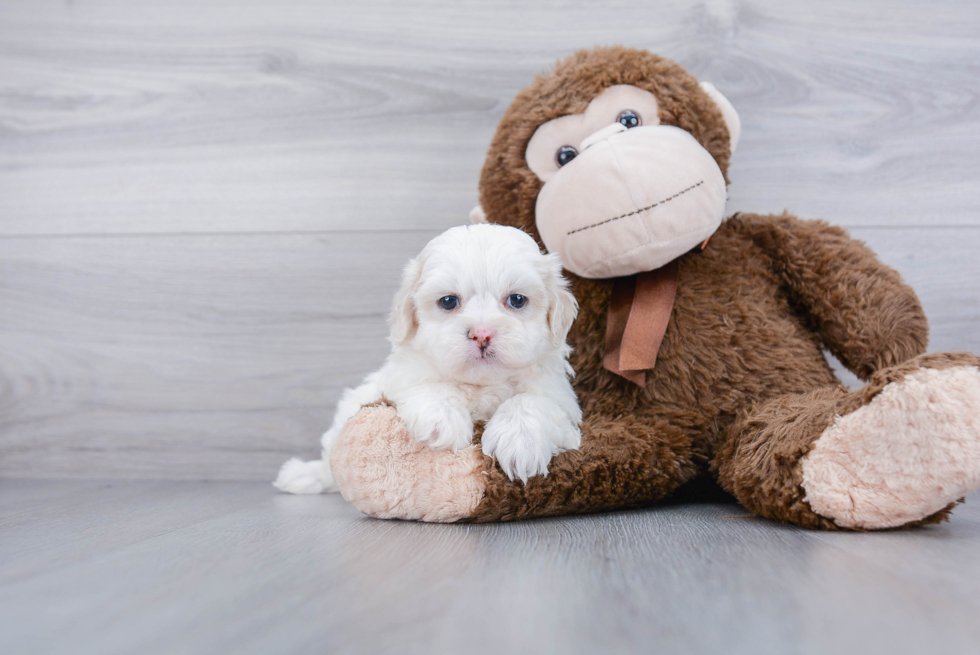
467, 341, 497, 363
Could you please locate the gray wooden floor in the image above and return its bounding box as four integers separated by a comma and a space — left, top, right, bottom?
2, 480, 979, 655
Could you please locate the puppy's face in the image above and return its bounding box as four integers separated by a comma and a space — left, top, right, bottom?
391, 224, 578, 385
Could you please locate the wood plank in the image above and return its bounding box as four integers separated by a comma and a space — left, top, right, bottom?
0, 231, 435, 479
0, 481, 978, 654
1, 0, 979, 235
0, 227, 976, 480
0, 480, 274, 584
809, 512, 980, 615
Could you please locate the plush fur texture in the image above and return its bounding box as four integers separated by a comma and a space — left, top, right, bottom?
331, 401, 486, 522
802, 364, 980, 529
325, 47, 980, 530
716, 352, 980, 530
467, 212, 937, 524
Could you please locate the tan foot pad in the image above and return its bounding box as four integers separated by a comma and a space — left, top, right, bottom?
330, 404, 487, 522
801, 366, 980, 529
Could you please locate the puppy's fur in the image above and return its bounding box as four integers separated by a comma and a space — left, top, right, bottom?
274, 223, 582, 493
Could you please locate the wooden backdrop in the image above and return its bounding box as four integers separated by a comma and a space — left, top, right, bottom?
1, 0, 978, 480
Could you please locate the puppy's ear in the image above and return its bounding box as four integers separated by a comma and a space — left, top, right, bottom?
544, 253, 578, 346
389, 257, 423, 345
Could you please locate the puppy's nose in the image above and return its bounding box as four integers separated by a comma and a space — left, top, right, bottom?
469, 326, 495, 346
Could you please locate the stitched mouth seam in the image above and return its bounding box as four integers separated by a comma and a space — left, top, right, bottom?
565, 180, 705, 236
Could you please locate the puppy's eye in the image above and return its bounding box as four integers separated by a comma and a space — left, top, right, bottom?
617, 110, 640, 129
506, 294, 527, 309
438, 295, 459, 311
555, 146, 578, 167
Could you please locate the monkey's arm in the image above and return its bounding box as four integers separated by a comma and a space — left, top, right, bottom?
729, 212, 928, 381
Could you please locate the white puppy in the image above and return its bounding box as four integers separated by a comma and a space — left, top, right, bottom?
274, 223, 583, 494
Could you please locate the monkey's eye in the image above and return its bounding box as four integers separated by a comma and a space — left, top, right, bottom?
555, 146, 578, 167
506, 294, 527, 309
617, 110, 641, 129
438, 295, 459, 311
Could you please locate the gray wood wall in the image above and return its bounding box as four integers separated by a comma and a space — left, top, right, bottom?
2, 0, 978, 480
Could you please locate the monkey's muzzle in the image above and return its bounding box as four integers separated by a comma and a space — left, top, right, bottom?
535, 125, 727, 279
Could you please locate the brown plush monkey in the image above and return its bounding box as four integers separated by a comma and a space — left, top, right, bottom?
330, 47, 980, 529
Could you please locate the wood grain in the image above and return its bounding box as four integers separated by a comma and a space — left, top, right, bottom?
1, 0, 978, 235
0, 231, 434, 479
1, 481, 978, 654
1, 0, 979, 478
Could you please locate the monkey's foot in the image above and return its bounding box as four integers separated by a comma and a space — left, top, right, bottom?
330, 403, 487, 522
801, 365, 980, 529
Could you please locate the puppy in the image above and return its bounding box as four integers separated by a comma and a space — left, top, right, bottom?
274, 223, 582, 493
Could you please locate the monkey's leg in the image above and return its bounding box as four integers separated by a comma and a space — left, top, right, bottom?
330, 401, 700, 522
714, 353, 980, 530
471, 409, 701, 522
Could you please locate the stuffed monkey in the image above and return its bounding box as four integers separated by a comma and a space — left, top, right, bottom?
329, 47, 980, 530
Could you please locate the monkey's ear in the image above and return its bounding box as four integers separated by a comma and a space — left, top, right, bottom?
389, 257, 423, 345
469, 204, 488, 224
699, 82, 741, 156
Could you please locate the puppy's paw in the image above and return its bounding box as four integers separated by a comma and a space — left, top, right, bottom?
482, 397, 556, 483
399, 394, 474, 451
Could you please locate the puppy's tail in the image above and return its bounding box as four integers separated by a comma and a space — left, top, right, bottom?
273, 457, 338, 494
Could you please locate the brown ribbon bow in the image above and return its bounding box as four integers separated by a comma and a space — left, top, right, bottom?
601, 238, 707, 386
602, 261, 678, 386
